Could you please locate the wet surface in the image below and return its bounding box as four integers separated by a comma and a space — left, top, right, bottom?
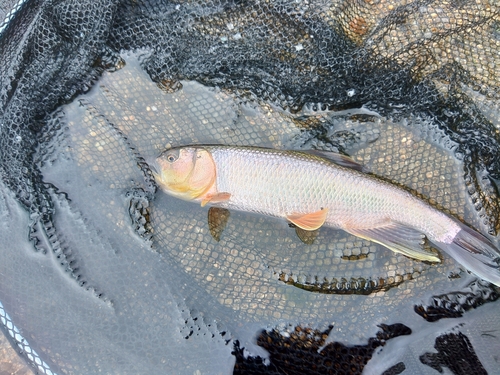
1, 42, 500, 374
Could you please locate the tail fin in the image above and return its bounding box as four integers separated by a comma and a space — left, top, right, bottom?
438, 224, 500, 286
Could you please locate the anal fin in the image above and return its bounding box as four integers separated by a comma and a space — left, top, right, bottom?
346, 222, 440, 262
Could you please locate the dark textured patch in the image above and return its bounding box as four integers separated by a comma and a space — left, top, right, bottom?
280, 273, 415, 295
382, 362, 406, 375
415, 279, 500, 322
420, 332, 487, 375
0, 0, 120, 294
127, 189, 154, 242
294, 226, 319, 245
208, 207, 231, 242
232, 323, 411, 374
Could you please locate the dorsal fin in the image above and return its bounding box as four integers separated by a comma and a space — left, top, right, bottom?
304, 150, 365, 172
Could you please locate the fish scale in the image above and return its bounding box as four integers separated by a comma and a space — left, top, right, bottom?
209, 146, 455, 240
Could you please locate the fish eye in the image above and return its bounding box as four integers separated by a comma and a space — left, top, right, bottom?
164, 149, 179, 163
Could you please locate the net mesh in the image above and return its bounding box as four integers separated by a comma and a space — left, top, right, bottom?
0, 0, 499, 374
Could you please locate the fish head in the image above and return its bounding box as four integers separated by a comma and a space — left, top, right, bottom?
152, 146, 216, 201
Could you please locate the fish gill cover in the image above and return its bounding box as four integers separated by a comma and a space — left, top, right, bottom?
0, 0, 499, 374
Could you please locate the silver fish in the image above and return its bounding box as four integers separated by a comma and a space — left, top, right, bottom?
151, 145, 500, 286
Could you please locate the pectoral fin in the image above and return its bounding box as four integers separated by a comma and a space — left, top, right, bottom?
201, 192, 231, 207
345, 222, 441, 262
287, 208, 328, 231
208, 207, 230, 242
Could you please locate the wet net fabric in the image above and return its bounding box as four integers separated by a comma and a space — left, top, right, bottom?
0, 0, 500, 374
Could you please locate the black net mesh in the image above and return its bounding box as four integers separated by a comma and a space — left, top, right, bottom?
1, 0, 500, 374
